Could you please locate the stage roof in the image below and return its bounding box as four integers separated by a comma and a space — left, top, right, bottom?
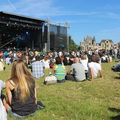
0, 11, 46, 29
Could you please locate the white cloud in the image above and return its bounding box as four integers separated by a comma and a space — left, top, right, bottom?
1, 1, 119, 25
0, 0, 103, 17
0, 0, 58, 17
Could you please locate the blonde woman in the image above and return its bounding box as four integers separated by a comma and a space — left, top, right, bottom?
6, 60, 38, 117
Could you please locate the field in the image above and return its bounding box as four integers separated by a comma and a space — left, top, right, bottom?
1, 62, 120, 120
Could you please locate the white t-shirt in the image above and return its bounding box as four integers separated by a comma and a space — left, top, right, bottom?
80, 59, 88, 71
42, 59, 50, 69
88, 62, 101, 78
0, 80, 7, 120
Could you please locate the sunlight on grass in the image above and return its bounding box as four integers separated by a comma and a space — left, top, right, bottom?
1, 62, 120, 120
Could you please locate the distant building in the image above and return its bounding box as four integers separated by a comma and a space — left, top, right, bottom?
96, 43, 101, 50
80, 36, 118, 51
114, 43, 118, 49
80, 36, 96, 51
100, 39, 113, 50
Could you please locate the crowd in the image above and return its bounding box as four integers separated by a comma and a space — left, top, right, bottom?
0, 47, 120, 119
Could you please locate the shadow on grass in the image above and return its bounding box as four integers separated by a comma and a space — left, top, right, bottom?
114, 76, 120, 80
109, 108, 120, 112
110, 115, 120, 120
114, 72, 120, 80
109, 107, 120, 120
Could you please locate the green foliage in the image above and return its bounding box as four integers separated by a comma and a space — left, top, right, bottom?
69, 38, 78, 51
118, 42, 120, 48
1, 62, 120, 120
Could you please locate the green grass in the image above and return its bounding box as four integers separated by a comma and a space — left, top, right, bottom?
1, 62, 120, 120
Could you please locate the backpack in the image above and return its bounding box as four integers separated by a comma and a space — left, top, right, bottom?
44, 75, 57, 85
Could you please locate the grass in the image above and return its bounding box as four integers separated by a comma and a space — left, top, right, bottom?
1, 62, 120, 120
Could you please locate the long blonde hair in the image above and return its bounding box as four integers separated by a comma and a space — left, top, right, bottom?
11, 60, 34, 102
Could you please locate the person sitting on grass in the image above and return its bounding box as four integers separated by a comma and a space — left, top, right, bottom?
53, 57, 66, 83
65, 57, 86, 82
6, 60, 44, 118
42, 55, 50, 69
31, 55, 45, 79
88, 54, 102, 80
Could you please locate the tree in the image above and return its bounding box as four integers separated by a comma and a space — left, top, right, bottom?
69, 37, 78, 51
118, 42, 120, 48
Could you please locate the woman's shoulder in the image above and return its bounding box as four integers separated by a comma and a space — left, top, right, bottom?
6, 79, 15, 89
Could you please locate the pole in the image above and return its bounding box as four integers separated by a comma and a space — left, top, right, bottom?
47, 21, 50, 51
65, 22, 70, 53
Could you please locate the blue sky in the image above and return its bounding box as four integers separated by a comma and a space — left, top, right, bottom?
0, 0, 120, 44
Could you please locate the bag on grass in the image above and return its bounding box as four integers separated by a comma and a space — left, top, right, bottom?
44, 75, 57, 85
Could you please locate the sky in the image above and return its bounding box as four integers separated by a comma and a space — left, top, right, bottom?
0, 0, 120, 45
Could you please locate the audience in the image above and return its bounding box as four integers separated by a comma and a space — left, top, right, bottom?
1, 48, 118, 119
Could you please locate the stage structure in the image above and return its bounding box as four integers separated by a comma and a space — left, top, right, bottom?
49, 24, 68, 51
0, 11, 68, 51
